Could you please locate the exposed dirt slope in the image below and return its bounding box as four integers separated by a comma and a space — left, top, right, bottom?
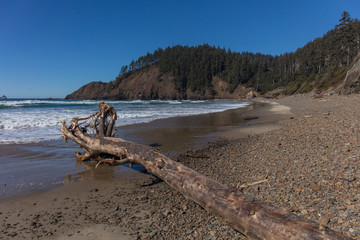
65, 66, 256, 100
338, 52, 360, 94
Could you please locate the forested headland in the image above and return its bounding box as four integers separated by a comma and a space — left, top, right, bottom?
66, 11, 360, 100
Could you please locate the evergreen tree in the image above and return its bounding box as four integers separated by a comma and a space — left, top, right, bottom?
115, 11, 360, 96
335, 11, 354, 65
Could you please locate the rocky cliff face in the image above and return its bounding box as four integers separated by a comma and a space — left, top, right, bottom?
66, 82, 108, 100
338, 52, 360, 94
66, 66, 182, 100
66, 66, 257, 100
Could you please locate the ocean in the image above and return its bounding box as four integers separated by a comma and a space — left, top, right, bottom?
0, 98, 251, 198
0, 99, 249, 144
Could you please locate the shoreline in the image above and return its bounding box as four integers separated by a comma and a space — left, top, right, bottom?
0, 99, 294, 239
0, 100, 263, 199
1, 94, 358, 239
0, 101, 252, 199
0, 98, 296, 239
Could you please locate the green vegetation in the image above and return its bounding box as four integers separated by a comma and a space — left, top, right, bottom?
118, 12, 360, 95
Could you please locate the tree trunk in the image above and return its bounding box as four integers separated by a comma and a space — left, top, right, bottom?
60, 102, 352, 240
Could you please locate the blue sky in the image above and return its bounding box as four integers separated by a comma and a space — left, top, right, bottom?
1, 0, 359, 98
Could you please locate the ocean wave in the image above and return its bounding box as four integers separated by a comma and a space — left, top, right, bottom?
0, 99, 100, 109
0, 105, 12, 109
0, 99, 250, 143
0, 99, 199, 109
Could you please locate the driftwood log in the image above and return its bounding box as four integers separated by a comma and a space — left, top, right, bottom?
60, 102, 352, 240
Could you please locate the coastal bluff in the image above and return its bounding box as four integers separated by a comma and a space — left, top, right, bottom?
65, 54, 360, 101
65, 66, 257, 100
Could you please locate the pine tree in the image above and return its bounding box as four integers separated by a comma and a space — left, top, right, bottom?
336, 11, 351, 29
336, 11, 354, 65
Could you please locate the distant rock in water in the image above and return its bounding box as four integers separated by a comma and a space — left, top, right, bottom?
1, 95, 7, 99
338, 52, 360, 94
45, 98, 62, 100
65, 66, 257, 100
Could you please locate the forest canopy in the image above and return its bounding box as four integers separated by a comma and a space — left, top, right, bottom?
117, 12, 360, 95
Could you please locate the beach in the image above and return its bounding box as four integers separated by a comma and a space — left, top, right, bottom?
1, 94, 359, 239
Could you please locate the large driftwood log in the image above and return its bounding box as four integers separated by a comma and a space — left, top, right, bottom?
60, 102, 352, 240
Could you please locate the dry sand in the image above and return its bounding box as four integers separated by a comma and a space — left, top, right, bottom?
1, 94, 359, 239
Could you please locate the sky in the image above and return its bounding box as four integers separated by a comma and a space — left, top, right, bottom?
1, 0, 360, 98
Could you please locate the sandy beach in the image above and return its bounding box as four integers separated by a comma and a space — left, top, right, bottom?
1, 94, 359, 239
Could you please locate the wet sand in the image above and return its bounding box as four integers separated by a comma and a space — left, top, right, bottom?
117, 103, 254, 155
0, 141, 142, 199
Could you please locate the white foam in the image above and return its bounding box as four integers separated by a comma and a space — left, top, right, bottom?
0, 100, 250, 143
0, 99, 99, 107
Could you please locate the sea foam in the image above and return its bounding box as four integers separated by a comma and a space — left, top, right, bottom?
0, 99, 249, 143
